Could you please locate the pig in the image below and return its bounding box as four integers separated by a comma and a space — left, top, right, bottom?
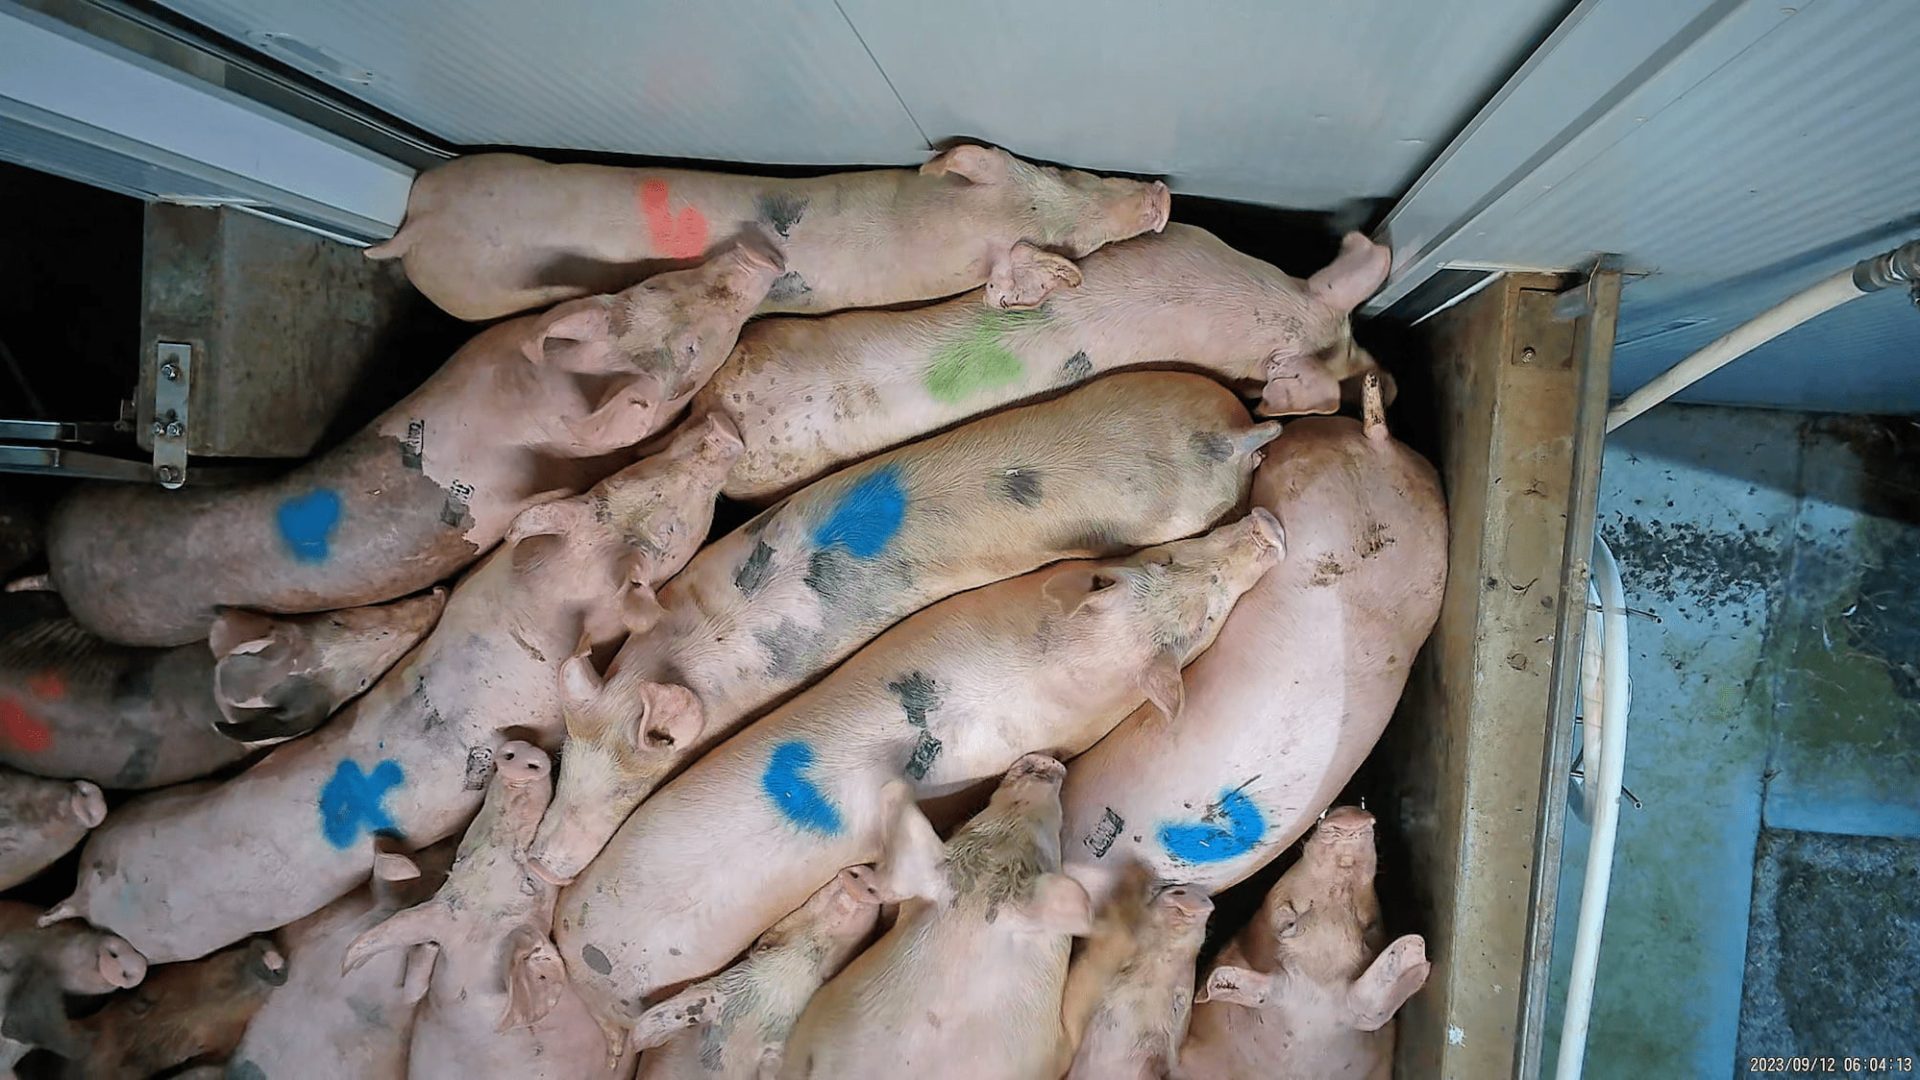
41, 242, 776, 647
1061, 374, 1446, 891
630, 865, 883, 1080
0, 768, 103, 890
61, 936, 287, 1080
208, 589, 447, 745
781, 757, 1091, 1080
527, 371, 1279, 885
228, 841, 457, 1080
1061, 872, 1213, 1080
367, 144, 1170, 322
558, 512, 1282, 1032
44, 416, 739, 963
342, 741, 626, 1080
1177, 808, 1431, 1080
0, 902, 147, 1069
697, 223, 1394, 501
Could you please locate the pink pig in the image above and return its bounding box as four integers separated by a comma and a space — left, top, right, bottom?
62, 936, 288, 1080
0, 901, 148, 1069
41, 244, 775, 647
0, 767, 104, 890
1061, 375, 1446, 891
367, 144, 1168, 321
697, 223, 1393, 501
44, 417, 738, 963
1061, 869, 1213, 1080
1177, 808, 1431, 1080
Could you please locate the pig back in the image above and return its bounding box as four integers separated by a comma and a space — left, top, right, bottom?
1061, 416, 1445, 891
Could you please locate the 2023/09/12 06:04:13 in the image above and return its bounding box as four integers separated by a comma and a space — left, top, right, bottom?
1746, 1057, 1917, 1074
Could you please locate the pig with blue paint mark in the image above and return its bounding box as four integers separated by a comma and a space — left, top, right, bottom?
368, 143, 1168, 321
698, 223, 1394, 501
779, 757, 1089, 1080
344, 742, 627, 1080
1177, 808, 1430, 1080
526, 372, 1279, 886
42, 416, 739, 963
1061, 375, 1445, 892
556, 511, 1282, 1036
40, 242, 776, 648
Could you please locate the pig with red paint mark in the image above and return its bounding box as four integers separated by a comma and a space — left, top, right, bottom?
1061, 375, 1446, 893
0, 901, 147, 1070
1060, 867, 1213, 1080
0, 591, 442, 789
44, 417, 738, 964
42, 243, 775, 647
630, 865, 883, 1080
367, 144, 1169, 321
1177, 808, 1431, 1080
780, 758, 1090, 1080
344, 742, 628, 1080
526, 372, 1279, 887
557, 513, 1281, 1038
61, 936, 287, 1080
229, 841, 456, 1080
699, 223, 1394, 502
0, 766, 103, 890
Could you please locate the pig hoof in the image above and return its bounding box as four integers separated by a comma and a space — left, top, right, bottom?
69, 781, 107, 828
97, 936, 148, 989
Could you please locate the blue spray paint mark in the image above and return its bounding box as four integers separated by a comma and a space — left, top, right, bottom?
1158, 788, 1266, 865
277, 489, 343, 563
318, 758, 404, 849
811, 466, 906, 559
761, 740, 842, 835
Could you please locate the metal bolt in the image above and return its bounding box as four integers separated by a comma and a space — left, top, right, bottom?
160, 362, 180, 381
164, 421, 184, 439
151, 420, 167, 438
1520, 346, 1537, 363
156, 465, 180, 485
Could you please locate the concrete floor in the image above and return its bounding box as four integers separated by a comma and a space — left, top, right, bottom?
1541, 405, 1919, 1079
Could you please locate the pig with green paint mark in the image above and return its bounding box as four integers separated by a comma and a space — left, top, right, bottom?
694, 223, 1393, 502
42, 416, 739, 964
556, 512, 1282, 1039
39, 242, 776, 648
368, 143, 1168, 321
1059, 375, 1444, 895
524, 372, 1279, 886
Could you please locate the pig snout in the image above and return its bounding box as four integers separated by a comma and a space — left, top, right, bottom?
1309, 807, 1378, 870
1006, 753, 1067, 786
96, 934, 148, 989
1316, 806, 1376, 839
69, 781, 107, 829
495, 741, 550, 786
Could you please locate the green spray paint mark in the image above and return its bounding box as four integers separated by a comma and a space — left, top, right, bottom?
923, 308, 1046, 404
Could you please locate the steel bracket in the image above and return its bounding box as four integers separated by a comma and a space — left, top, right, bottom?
151, 341, 191, 489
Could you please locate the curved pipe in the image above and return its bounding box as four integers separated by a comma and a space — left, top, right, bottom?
1555, 534, 1631, 1080
1607, 238, 1920, 432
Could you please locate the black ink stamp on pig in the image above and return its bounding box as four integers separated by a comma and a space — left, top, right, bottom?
767, 271, 811, 303
440, 479, 476, 529
1190, 431, 1233, 463
400, 420, 426, 471
887, 671, 944, 780
997, 466, 1042, 507
733, 540, 776, 596
1087, 807, 1124, 857
1061, 350, 1093, 381
461, 746, 492, 790
756, 193, 807, 238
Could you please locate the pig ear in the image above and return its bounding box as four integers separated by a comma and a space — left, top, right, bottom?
985, 241, 1082, 311
1013, 872, 1095, 936
633, 680, 704, 756
1138, 649, 1185, 725
68, 781, 106, 829
1360, 370, 1391, 443
920, 143, 1012, 184
559, 644, 606, 713
1346, 934, 1431, 1032
873, 781, 949, 905
401, 942, 440, 1003
500, 925, 567, 1031
1307, 232, 1392, 314
630, 980, 726, 1050
507, 499, 590, 575
1044, 566, 1141, 619
564, 372, 669, 455
1199, 963, 1273, 1007
343, 902, 448, 975
208, 608, 277, 659
1, 971, 86, 1058
1258, 361, 1344, 417
525, 297, 621, 372
621, 577, 667, 635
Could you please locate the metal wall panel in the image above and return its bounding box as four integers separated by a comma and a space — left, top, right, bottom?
837, 0, 1569, 209
156, 0, 929, 164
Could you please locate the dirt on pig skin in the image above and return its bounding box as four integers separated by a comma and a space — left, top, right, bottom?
1177, 808, 1431, 1080
45, 418, 739, 964
558, 512, 1281, 1034
45, 243, 775, 648
632, 865, 883, 1080
61, 936, 287, 1080
369, 143, 1169, 321
0, 766, 103, 889
1061, 374, 1447, 894
781, 757, 1090, 1080
597, 371, 1279, 775
699, 222, 1394, 502
0, 901, 147, 1069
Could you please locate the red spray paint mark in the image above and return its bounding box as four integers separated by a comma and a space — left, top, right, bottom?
638, 179, 709, 260
0, 699, 52, 753
26, 671, 66, 700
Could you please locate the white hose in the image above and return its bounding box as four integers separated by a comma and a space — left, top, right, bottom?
1555, 535, 1631, 1080
1605, 268, 1863, 432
